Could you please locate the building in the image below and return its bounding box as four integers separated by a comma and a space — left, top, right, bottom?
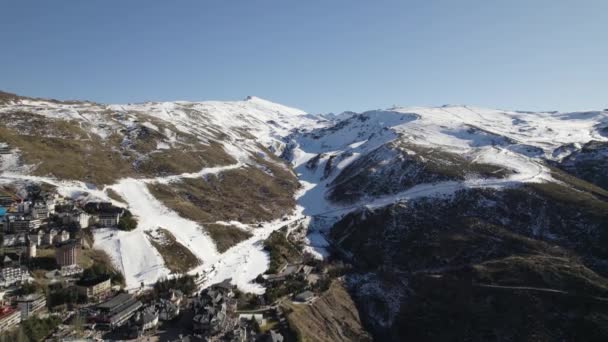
0, 267, 22, 281
28, 230, 44, 246
98, 212, 121, 227
60, 210, 90, 229
59, 264, 83, 277
55, 241, 79, 267
31, 202, 49, 220
45, 197, 56, 215
84, 203, 123, 227
267, 330, 285, 342
16, 202, 31, 214
53, 230, 70, 244
0, 306, 21, 333
168, 289, 184, 306
192, 279, 237, 337
16, 293, 46, 319
0, 194, 14, 206
0, 143, 10, 154
72, 211, 90, 229
76, 276, 111, 300
193, 304, 229, 336
1, 255, 18, 268
7, 217, 41, 233
239, 313, 266, 326
133, 306, 159, 331
0, 267, 26, 287
1, 234, 21, 247
293, 290, 314, 303
157, 299, 180, 321
43, 229, 57, 245
93, 293, 142, 329
27, 240, 36, 258
266, 263, 308, 283
127, 306, 160, 339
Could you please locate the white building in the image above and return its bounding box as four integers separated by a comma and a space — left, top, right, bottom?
134, 306, 159, 331
0, 267, 26, 287
6, 216, 41, 233
239, 313, 266, 326
53, 230, 70, 244
69, 211, 90, 229
28, 230, 44, 246
99, 212, 121, 227
59, 264, 83, 277
16, 202, 31, 214
27, 241, 36, 258
46, 198, 56, 215
43, 229, 57, 245
1, 234, 19, 247
31, 202, 49, 220
0, 306, 21, 333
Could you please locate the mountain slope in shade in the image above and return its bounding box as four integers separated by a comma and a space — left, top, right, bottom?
555, 140, 608, 191
330, 184, 608, 340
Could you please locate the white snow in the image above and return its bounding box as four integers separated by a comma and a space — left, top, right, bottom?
94, 228, 170, 288
156, 141, 170, 150
142, 122, 159, 132
1, 94, 607, 293
285, 105, 608, 259
104, 178, 219, 287
149, 162, 242, 185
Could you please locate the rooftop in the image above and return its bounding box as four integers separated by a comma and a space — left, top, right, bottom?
0, 306, 17, 319
17, 292, 44, 302
294, 291, 314, 302
76, 275, 111, 287
97, 293, 134, 311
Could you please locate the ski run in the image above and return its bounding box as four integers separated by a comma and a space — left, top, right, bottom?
0, 96, 606, 293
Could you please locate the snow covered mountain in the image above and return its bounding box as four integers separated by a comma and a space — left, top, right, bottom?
0, 91, 324, 292
284, 105, 608, 340
2, 90, 608, 340
287, 104, 607, 221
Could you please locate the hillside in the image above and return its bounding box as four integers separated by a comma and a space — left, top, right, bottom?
283, 281, 372, 342
555, 140, 608, 191
330, 186, 608, 340
0, 91, 321, 291
282, 104, 608, 341
2, 91, 608, 340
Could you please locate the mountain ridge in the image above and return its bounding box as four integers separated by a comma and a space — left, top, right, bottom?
2, 91, 608, 340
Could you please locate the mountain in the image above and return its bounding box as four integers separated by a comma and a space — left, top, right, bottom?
282, 104, 608, 341
0, 91, 323, 291
555, 140, 608, 191
2, 91, 608, 340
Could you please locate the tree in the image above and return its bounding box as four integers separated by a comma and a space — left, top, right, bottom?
117, 213, 138, 231
153, 275, 197, 297
72, 312, 85, 336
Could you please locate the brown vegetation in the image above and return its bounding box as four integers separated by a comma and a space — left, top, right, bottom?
203, 224, 252, 253
283, 281, 372, 342
145, 228, 200, 273
0, 111, 236, 186
147, 157, 297, 251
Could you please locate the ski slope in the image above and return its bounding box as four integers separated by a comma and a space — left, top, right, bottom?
1, 93, 607, 292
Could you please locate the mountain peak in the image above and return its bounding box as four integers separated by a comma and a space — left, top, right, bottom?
242, 96, 307, 116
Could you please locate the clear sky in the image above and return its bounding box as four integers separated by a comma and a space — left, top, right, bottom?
1, 0, 606, 114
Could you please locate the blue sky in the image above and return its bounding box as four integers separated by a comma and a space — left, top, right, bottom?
1, 1, 606, 113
